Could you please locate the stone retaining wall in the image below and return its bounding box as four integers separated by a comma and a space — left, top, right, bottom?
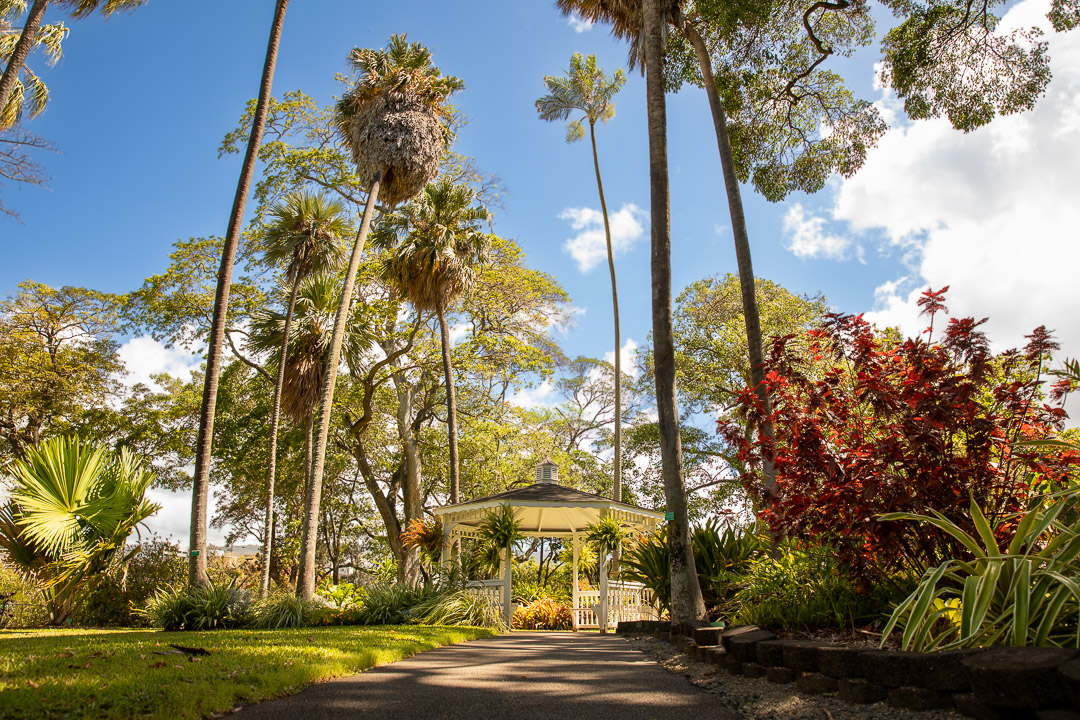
617, 620, 1080, 720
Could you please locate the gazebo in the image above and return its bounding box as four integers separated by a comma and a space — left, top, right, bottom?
433, 459, 664, 630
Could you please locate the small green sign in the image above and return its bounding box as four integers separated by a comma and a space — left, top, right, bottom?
663, 511, 674, 521
190, 550, 200, 557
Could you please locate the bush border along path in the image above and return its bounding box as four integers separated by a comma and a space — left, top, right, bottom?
0, 625, 493, 720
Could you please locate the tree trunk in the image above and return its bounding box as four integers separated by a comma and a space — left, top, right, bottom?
297, 171, 381, 600
188, 0, 289, 588
259, 281, 299, 598
643, 0, 707, 626
436, 302, 461, 504
681, 20, 778, 504
0, 0, 48, 129
588, 122, 622, 505
391, 353, 424, 587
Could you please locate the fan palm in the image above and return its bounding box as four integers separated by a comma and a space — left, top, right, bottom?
556, 0, 707, 626
0, 0, 146, 129
536, 53, 627, 505
0, 436, 159, 625
254, 191, 350, 598
298, 35, 461, 600
189, 0, 289, 588
371, 177, 490, 505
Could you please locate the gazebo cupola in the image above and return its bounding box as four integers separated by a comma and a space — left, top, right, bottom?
535, 458, 558, 484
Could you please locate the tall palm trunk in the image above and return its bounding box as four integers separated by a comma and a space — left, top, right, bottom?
297, 172, 381, 600
643, 0, 706, 626
588, 122, 622, 504
259, 282, 299, 598
681, 20, 778, 504
0, 0, 48, 128
435, 302, 461, 504
189, 0, 289, 587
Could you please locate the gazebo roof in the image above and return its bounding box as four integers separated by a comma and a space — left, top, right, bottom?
433, 481, 664, 538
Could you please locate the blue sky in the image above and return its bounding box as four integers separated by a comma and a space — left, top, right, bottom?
4, 0, 1080, 541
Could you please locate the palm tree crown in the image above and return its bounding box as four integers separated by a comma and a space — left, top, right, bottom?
536, 53, 626, 143
262, 191, 352, 286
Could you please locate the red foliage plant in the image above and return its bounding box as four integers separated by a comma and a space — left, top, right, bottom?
720, 287, 1079, 582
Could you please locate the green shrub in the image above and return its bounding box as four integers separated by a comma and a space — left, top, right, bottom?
414, 589, 506, 629
0, 561, 48, 628
357, 582, 438, 625
512, 597, 573, 630
732, 542, 884, 630
883, 491, 1080, 651
250, 592, 324, 629
73, 538, 186, 627
512, 578, 546, 604
141, 581, 252, 631
316, 581, 366, 609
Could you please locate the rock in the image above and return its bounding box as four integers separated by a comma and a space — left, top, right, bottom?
672, 619, 711, 637
837, 678, 888, 705
722, 653, 744, 675
703, 647, 725, 667
781, 641, 826, 673
915, 648, 984, 692
1036, 710, 1080, 720
796, 671, 839, 695
616, 621, 640, 634
754, 640, 787, 668
719, 625, 761, 652
817, 645, 864, 678
693, 626, 723, 647
963, 647, 1079, 710
953, 692, 1036, 720
765, 666, 797, 684
887, 686, 954, 711
1058, 657, 1080, 708
728, 630, 777, 663
742, 662, 767, 679
860, 649, 922, 688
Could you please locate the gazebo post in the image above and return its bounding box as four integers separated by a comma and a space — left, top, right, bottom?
599, 533, 609, 633
440, 523, 452, 573
502, 539, 513, 628
571, 532, 580, 630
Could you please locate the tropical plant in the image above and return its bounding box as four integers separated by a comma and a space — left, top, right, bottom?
300, 34, 462, 599
357, 582, 441, 625
250, 591, 323, 629
478, 506, 523, 550
140, 580, 252, 631
0, 2, 67, 129
253, 190, 351, 598
401, 516, 444, 567
316, 581, 366, 609
414, 588, 505, 629
0, 436, 159, 625
73, 536, 185, 626
372, 177, 491, 504
723, 288, 1079, 581
882, 492, 1080, 651
585, 516, 629, 557
536, 53, 627, 505
512, 596, 573, 631
190, 0, 291, 588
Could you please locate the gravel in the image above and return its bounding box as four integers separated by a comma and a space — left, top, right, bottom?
625, 634, 964, 720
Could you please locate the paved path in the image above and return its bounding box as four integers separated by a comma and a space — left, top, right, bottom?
231, 632, 742, 720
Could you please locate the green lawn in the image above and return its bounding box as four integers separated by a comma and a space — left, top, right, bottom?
0, 625, 494, 720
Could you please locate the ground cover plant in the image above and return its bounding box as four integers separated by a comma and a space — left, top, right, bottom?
0, 625, 492, 720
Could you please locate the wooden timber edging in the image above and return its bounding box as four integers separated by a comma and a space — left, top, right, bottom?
616, 620, 1080, 719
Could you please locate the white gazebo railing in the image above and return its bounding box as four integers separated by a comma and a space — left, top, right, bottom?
573, 580, 659, 629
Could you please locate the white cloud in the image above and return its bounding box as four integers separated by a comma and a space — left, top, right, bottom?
141, 486, 229, 547
566, 12, 594, 33
783, 203, 853, 260
509, 380, 557, 409
818, 0, 1080, 366
559, 203, 647, 273
118, 335, 201, 389
602, 338, 640, 378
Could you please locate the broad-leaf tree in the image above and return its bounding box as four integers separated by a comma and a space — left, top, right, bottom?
536, 53, 628, 504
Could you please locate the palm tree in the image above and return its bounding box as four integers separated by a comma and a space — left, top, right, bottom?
0, 0, 146, 128
254, 191, 350, 598
298, 33, 462, 599
556, 0, 706, 625
0, 5, 66, 129
0, 436, 159, 625
188, 0, 289, 588
371, 177, 490, 505
536, 53, 627, 504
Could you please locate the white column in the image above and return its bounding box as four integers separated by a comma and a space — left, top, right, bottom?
502, 542, 513, 628
599, 543, 609, 633
440, 524, 452, 573
571, 533, 580, 630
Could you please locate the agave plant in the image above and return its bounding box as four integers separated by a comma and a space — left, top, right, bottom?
882, 491, 1080, 651
0, 436, 159, 625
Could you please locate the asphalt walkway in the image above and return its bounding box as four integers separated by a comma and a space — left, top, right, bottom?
230, 631, 743, 719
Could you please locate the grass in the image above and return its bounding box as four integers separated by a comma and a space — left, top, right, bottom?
0, 624, 494, 720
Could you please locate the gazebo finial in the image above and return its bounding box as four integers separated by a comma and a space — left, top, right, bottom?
534, 457, 558, 484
